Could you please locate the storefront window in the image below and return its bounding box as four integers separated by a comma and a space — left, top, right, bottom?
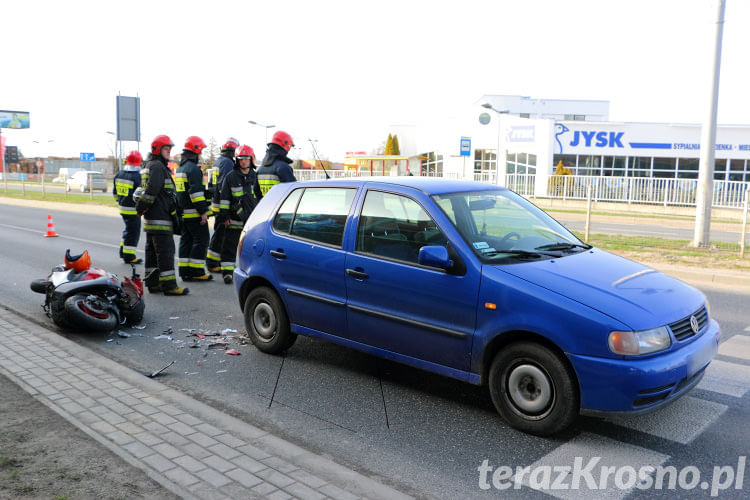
729, 160, 746, 182
653, 157, 676, 178
552, 155, 576, 172
577, 155, 601, 176
473, 149, 496, 172
420, 152, 443, 177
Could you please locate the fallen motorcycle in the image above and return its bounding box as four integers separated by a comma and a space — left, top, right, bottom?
30, 249, 145, 332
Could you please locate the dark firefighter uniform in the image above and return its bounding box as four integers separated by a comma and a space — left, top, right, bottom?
218, 162, 259, 281
175, 150, 212, 280
112, 165, 142, 263
207, 152, 236, 271
255, 143, 297, 197
135, 153, 180, 292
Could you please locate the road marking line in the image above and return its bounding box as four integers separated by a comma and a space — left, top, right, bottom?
0, 222, 139, 252
605, 396, 727, 444
697, 359, 750, 397
718, 335, 750, 361
521, 433, 669, 500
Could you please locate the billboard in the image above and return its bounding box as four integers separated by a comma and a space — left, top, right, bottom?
0, 110, 30, 129
116, 96, 140, 141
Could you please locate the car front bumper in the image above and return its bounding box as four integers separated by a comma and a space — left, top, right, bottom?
568, 319, 720, 413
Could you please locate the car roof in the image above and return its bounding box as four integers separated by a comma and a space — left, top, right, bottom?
295, 176, 505, 195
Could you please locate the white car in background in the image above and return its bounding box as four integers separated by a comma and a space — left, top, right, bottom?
66, 171, 108, 193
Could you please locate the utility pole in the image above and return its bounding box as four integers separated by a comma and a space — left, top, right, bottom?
692, 0, 725, 248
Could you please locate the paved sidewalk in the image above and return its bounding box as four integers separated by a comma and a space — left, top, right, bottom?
0, 307, 413, 500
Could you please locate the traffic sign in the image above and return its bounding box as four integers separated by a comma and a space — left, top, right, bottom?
80, 152, 95, 162
460, 137, 471, 157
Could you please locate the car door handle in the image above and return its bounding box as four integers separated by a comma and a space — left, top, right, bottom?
270, 250, 286, 259
346, 268, 369, 280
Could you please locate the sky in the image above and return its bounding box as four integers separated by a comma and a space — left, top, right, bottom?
2, 0, 749, 163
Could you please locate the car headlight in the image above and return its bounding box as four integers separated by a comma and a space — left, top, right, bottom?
704, 299, 710, 318
608, 326, 671, 356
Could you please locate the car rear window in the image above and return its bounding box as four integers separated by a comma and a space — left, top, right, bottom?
274, 187, 356, 248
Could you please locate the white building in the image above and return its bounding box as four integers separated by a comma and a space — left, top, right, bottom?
396, 94, 750, 199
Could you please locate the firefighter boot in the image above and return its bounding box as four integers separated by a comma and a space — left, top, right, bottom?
185, 274, 214, 281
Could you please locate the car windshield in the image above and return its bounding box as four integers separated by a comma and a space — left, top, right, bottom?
432, 189, 589, 263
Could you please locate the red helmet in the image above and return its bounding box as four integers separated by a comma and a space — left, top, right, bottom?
151, 134, 174, 154
184, 136, 207, 154
222, 137, 240, 151
270, 130, 294, 151
64, 249, 91, 273
125, 150, 143, 166
235, 145, 255, 161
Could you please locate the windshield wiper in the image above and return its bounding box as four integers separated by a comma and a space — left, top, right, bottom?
483, 249, 559, 259
535, 242, 592, 251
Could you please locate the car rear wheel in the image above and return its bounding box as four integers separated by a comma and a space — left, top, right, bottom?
244, 287, 296, 354
488, 342, 579, 436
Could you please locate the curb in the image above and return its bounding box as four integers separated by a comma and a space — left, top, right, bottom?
0, 307, 415, 500
646, 263, 750, 289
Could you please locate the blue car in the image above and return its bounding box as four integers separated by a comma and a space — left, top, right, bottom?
234, 178, 720, 435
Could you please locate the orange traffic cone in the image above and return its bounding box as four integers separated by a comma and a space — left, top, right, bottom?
45, 214, 58, 237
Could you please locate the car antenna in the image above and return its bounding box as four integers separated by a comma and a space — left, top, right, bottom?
308, 139, 330, 180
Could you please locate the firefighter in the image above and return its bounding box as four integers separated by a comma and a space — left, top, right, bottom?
175, 136, 213, 282
255, 130, 296, 198
218, 145, 260, 284
113, 150, 143, 264
207, 137, 240, 272
135, 134, 189, 296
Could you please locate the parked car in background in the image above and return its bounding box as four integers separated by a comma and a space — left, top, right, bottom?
66, 171, 107, 193
233, 177, 720, 436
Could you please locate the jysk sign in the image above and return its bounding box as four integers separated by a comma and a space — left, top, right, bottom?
460, 137, 471, 156
80, 153, 95, 162
0, 110, 30, 129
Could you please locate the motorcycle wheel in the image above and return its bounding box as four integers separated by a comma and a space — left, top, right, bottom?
63, 294, 118, 332
123, 298, 145, 325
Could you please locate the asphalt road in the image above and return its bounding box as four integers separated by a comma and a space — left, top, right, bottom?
1, 202, 748, 499
554, 215, 743, 244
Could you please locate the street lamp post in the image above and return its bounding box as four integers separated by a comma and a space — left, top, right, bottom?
481, 103, 510, 187
248, 120, 276, 146
106, 131, 120, 172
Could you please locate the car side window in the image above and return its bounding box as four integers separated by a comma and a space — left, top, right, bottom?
272, 188, 303, 234
288, 188, 357, 247
356, 191, 447, 264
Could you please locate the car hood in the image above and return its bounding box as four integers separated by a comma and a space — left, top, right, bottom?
495, 249, 704, 331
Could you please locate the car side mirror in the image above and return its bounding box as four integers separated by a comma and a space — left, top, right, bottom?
418, 245, 452, 269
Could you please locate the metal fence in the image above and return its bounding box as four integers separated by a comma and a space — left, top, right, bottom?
289, 170, 749, 209
544, 175, 750, 209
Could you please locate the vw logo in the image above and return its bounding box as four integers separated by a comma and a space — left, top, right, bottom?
690, 315, 699, 334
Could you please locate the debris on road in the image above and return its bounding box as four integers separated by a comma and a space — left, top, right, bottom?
135, 360, 175, 378
225, 349, 240, 356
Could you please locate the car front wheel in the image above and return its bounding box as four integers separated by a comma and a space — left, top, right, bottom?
488, 342, 579, 436
244, 287, 296, 354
